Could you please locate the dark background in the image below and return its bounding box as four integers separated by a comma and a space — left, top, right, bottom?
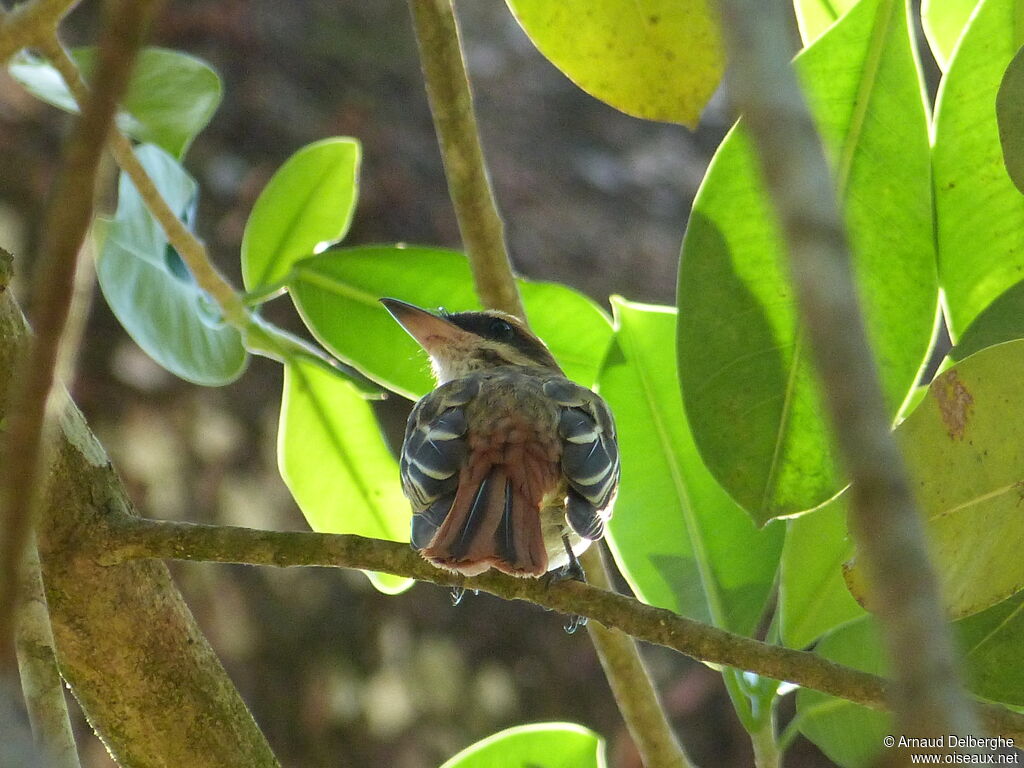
0, 1, 842, 766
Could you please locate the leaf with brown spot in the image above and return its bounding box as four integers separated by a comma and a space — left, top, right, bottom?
845, 340, 1024, 619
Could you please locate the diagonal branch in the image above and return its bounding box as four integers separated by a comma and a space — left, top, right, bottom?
93, 512, 1024, 742
0, 0, 79, 62
716, 0, 979, 747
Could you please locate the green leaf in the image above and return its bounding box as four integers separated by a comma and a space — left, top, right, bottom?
793, 0, 860, 44
949, 278, 1024, 361
9, 47, 221, 158
779, 497, 865, 649
796, 618, 891, 768
845, 340, 1024, 618
933, 0, 1024, 336
504, 0, 722, 127
998, 45, 1024, 194
677, 0, 936, 523
280, 359, 412, 595
288, 246, 613, 400
241, 138, 361, 291
957, 590, 1024, 705
97, 144, 247, 386
598, 299, 782, 634
921, 0, 981, 70
440, 723, 605, 768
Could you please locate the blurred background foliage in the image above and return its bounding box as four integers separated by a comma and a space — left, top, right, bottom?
0, 1, 858, 766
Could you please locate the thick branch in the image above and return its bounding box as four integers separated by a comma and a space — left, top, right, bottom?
0, 0, 154, 662
716, 0, 979, 744
0, 0, 79, 62
407, 0, 525, 319
92, 513, 1024, 744
15, 541, 80, 768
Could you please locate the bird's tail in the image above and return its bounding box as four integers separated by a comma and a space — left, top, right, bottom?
421, 463, 548, 577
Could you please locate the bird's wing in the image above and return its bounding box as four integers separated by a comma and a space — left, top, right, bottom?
401, 377, 478, 549
543, 378, 620, 541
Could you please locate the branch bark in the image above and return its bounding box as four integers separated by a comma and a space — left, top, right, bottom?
716, 0, 980, 747
0, 0, 154, 662
90, 513, 1024, 744
1, 279, 280, 766
15, 541, 80, 768
0, 0, 79, 62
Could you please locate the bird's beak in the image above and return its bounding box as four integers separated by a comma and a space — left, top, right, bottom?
380, 298, 469, 354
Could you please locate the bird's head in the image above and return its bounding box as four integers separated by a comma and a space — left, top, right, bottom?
380, 298, 562, 383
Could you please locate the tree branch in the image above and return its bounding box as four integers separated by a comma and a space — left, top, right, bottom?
0, 0, 155, 663
15, 540, 80, 768
716, 0, 980, 746
407, 0, 525, 319
91, 513, 1024, 743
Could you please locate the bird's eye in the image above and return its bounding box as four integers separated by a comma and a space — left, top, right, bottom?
488, 318, 515, 340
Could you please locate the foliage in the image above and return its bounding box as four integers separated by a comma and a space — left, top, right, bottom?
9, 0, 1024, 765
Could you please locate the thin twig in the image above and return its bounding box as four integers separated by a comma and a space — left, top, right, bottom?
407, 0, 525, 319
582, 546, 694, 768
406, 4, 692, 765
716, 0, 979, 746
35, 37, 248, 329
0, 0, 156, 664
92, 514, 1024, 742
0, 0, 79, 62
15, 540, 81, 768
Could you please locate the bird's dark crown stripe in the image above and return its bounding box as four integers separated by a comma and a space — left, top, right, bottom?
445, 312, 558, 368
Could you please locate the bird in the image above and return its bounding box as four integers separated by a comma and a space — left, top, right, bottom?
381, 298, 620, 583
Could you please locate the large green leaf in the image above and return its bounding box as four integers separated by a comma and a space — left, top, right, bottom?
504, 0, 722, 127
845, 340, 1024, 618
440, 723, 605, 768
997, 45, 1024, 194
796, 618, 890, 768
793, 0, 860, 44
957, 590, 1024, 705
97, 144, 247, 386
279, 359, 412, 595
288, 246, 613, 400
933, 0, 1024, 337
598, 299, 782, 634
9, 47, 221, 158
241, 138, 361, 291
779, 497, 865, 649
677, 0, 936, 523
921, 0, 981, 70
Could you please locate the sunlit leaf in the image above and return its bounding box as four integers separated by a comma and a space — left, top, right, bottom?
779, 496, 864, 649
9, 47, 221, 157
598, 299, 782, 634
280, 359, 412, 595
241, 138, 361, 291
504, 0, 722, 127
288, 246, 612, 400
97, 145, 247, 386
793, 0, 859, 44
796, 618, 891, 768
440, 723, 605, 768
678, 0, 935, 522
949, 278, 1024, 361
933, 0, 1024, 336
921, 0, 981, 70
845, 341, 1024, 618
